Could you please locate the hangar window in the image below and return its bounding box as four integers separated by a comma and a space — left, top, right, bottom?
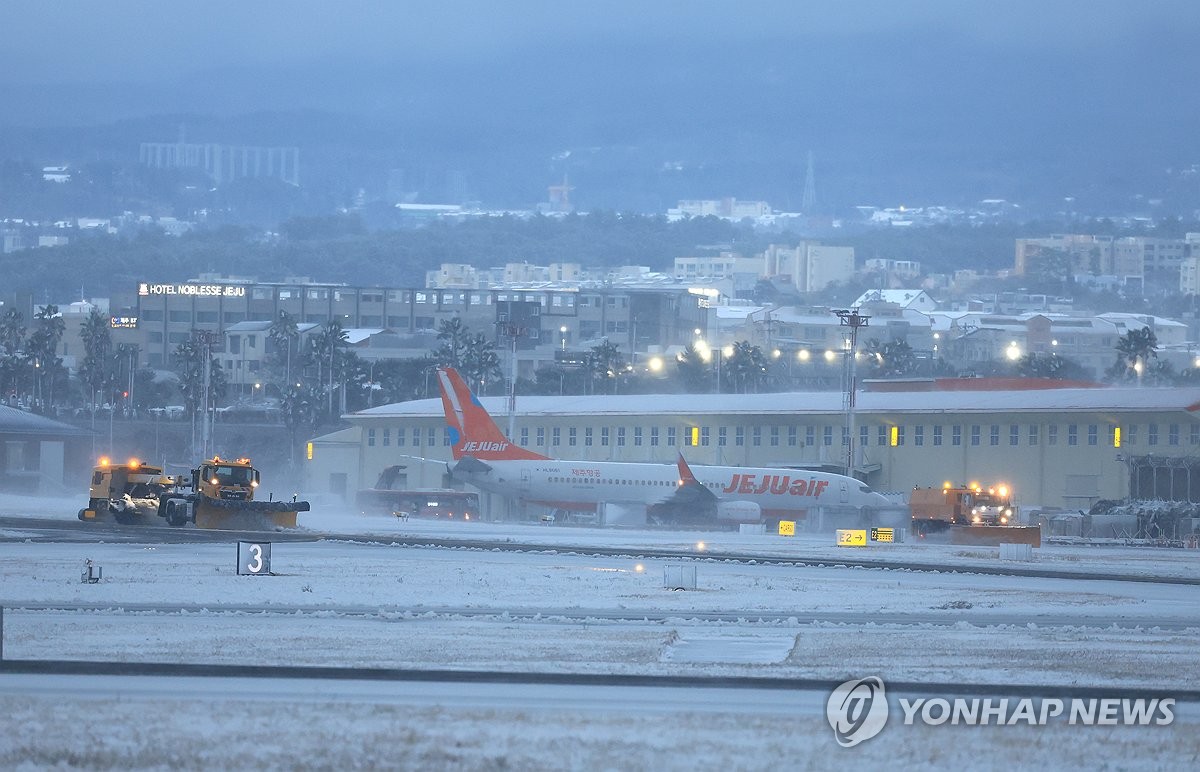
1169, 424, 1180, 446
1029, 425, 1039, 445
860, 426, 869, 449
914, 425, 924, 447
553, 427, 561, 446
585, 428, 593, 446
701, 427, 710, 446
718, 427, 728, 447
1048, 425, 1058, 445
753, 427, 763, 446
789, 426, 798, 447
397, 428, 405, 446
877, 425, 887, 446
932, 425, 943, 446
442, 428, 450, 446
990, 425, 1000, 446
569, 427, 577, 446
952, 425, 962, 446
1009, 425, 1019, 446
383, 429, 390, 447
429, 428, 437, 446
771, 426, 780, 447
616, 427, 625, 446
736, 427, 745, 446
1127, 425, 1137, 445
368, 429, 376, 447
634, 427, 643, 446
1191, 424, 1199, 445
841, 427, 849, 446
823, 426, 833, 446
668, 427, 677, 446
1088, 425, 1098, 446
1068, 424, 1078, 446
650, 427, 659, 446
970, 425, 981, 446
1148, 423, 1159, 446
537, 428, 545, 447
601, 428, 610, 446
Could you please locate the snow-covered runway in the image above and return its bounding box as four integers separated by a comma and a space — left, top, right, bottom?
2, 494, 1198, 768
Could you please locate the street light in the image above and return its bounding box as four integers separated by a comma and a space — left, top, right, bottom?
1005, 341, 1022, 361
560, 325, 568, 351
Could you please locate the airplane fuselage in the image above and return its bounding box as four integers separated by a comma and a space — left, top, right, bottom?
451, 458, 886, 521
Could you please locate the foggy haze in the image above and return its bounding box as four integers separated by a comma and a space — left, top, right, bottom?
1, 0, 1198, 210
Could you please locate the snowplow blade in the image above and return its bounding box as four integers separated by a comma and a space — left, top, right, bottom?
192, 495, 310, 530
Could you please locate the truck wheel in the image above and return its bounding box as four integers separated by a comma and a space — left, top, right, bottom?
113, 510, 135, 525
165, 501, 187, 527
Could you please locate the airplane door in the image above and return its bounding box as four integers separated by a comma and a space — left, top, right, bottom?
840, 481, 849, 504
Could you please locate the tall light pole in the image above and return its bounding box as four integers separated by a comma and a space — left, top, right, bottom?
497, 319, 527, 440
834, 308, 870, 480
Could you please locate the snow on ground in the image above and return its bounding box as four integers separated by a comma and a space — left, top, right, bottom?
3, 687, 1197, 771
2, 492, 1200, 767
7, 490, 1200, 581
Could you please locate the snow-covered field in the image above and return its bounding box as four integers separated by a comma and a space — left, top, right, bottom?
2, 493, 1199, 769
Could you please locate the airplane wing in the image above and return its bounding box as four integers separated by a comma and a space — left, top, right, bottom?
451, 455, 493, 475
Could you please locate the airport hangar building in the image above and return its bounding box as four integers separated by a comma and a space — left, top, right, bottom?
307, 381, 1200, 520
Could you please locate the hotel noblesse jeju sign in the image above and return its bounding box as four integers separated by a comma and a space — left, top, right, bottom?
138, 283, 247, 297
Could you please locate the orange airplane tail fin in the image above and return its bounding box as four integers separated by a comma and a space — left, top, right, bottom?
677, 453, 701, 486
437, 367, 550, 461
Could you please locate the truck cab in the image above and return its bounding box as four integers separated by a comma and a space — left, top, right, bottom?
193, 457, 260, 503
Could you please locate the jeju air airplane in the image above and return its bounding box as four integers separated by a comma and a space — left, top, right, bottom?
436, 367, 889, 525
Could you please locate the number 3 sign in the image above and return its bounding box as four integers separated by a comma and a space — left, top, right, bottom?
237, 541, 272, 576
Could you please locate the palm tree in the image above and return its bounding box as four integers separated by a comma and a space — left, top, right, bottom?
0, 308, 24, 356
586, 339, 625, 394
723, 341, 769, 393
432, 317, 471, 370
267, 310, 300, 387
461, 332, 501, 394
674, 343, 711, 393
309, 320, 349, 418
1108, 327, 1158, 383
0, 308, 27, 404
79, 308, 113, 410
28, 304, 65, 410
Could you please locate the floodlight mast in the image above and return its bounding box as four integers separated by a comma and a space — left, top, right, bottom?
833, 308, 870, 479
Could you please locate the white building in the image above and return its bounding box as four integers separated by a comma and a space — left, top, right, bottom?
306, 384, 1200, 515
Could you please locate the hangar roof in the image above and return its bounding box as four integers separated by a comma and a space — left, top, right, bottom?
351, 386, 1200, 420
0, 405, 92, 437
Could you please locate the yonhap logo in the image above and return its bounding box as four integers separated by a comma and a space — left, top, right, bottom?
825, 676, 1175, 746
827, 676, 889, 747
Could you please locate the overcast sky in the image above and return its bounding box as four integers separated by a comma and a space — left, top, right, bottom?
3, 0, 1197, 84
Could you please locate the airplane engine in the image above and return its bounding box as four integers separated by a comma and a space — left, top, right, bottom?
716, 500, 761, 523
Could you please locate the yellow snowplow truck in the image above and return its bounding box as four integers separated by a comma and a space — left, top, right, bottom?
79, 456, 309, 529
78, 458, 179, 526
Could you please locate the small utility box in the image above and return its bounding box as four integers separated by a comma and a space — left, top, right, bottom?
237, 541, 273, 575
80, 560, 102, 584
663, 564, 697, 591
